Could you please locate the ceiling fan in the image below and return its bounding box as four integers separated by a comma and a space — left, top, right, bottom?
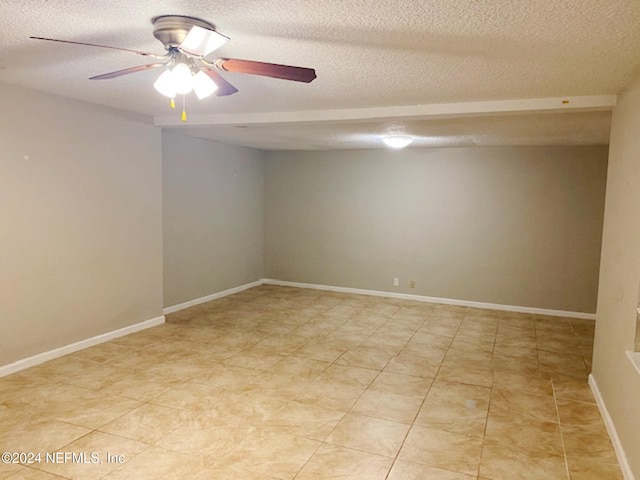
30, 15, 317, 120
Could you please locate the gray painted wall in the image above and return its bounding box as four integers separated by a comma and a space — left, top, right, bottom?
265, 146, 608, 313
162, 133, 265, 308
593, 73, 640, 477
0, 84, 163, 366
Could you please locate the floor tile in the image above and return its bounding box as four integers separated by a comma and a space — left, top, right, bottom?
220, 428, 320, 478
101, 446, 209, 480
479, 440, 568, 480
384, 353, 440, 378
484, 410, 563, 455
561, 423, 618, 463
98, 403, 189, 444
387, 459, 475, 480
0, 286, 619, 480
352, 390, 423, 423
414, 381, 490, 437
490, 389, 558, 423
555, 398, 604, 427
367, 372, 432, 397
326, 413, 409, 457
295, 444, 393, 480
35, 431, 148, 480
399, 425, 483, 476
436, 359, 494, 387
566, 457, 623, 480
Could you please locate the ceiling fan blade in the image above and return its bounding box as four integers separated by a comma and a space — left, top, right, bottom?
214, 58, 316, 83
29, 36, 165, 59
203, 68, 238, 96
90, 63, 165, 80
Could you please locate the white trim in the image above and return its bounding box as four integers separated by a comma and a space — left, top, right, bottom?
0, 315, 165, 378
588, 374, 636, 480
155, 95, 617, 127
627, 351, 640, 377
262, 278, 596, 319
163, 280, 264, 315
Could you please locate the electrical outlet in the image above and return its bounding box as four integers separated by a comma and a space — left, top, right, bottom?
393, 277, 399, 287
410, 280, 416, 288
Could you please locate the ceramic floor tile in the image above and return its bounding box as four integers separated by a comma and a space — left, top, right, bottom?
351, 390, 423, 423
335, 346, 395, 370
195, 465, 282, 480
35, 431, 148, 480
414, 381, 490, 437
399, 425, 483, 476
317, 364, 378, 389
387, 459, 476, 480
479, 440, 568, 480
552, 376, 596, 403
367, 371, 432, 397
484, 410, 563, 455
98, 371, 183, 401
555, 398, 604, 427
223, 351, 285, 370
0, 462, 26, 479
101, 446, 209, 480
384, 353, 440, 378
436, 360, 494, 387
98, 403, 189, 444
0, 287, 615, 480
492, 371, 553, 397
156, 414, 255, 458
220, 428, 320, 479
0, 414, 91, 453
490, 389, 558, 423
269, 356, 329, 378
561, 423, 618, 463
150, 381, 224, 413
4, 468, 66, 479
326, 413, 410, 458
265, 400, 345, 441
293, 342, 347, 362
294, 444, 393, 480
566, 457, 623, 480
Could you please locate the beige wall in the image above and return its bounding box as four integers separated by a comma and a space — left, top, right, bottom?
593, 73, 640, 477
265, 146, 608, 313
162, 133, 264, 308
0, 84, 163, 366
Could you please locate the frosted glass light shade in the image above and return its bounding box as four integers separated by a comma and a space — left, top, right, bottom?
193, 71, 218, 99
153, 69, 177, 98
181, 26, 229, 57
172, 63, 193, 95
382, 135, 413, 149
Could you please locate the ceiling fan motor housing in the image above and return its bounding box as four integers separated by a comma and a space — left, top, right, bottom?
152, 15, 216, 50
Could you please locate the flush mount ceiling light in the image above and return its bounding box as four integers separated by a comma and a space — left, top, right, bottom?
30, 15, 317, 122
382, 135, 414, 149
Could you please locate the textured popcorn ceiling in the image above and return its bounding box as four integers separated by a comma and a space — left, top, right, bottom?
1, 0, 638, 148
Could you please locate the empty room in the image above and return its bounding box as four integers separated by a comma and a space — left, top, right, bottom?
1, 1, 640, 479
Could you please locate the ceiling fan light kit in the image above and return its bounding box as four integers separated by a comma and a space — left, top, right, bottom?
30, 15, 316, 122
382, 135, 414, 149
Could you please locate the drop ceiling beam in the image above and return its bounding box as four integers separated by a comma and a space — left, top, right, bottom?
154, 95, 616, 127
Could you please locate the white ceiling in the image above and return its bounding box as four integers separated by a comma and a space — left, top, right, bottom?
2, 0, 639, 149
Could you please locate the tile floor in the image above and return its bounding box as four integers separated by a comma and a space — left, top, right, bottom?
0, 285, 623, 479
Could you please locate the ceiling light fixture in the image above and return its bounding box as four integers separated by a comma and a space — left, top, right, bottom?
180, 25, 229, 57
382, 135, 413, 149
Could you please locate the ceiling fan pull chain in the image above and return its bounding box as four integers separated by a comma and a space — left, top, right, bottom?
181, 95, 187, 122
170, 98, 175, 109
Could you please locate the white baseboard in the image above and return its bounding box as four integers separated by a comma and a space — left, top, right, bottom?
163, 279, 264, 315
262, 279, 596, 320
0, 315, 165, 378
589, 374, 635, 480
